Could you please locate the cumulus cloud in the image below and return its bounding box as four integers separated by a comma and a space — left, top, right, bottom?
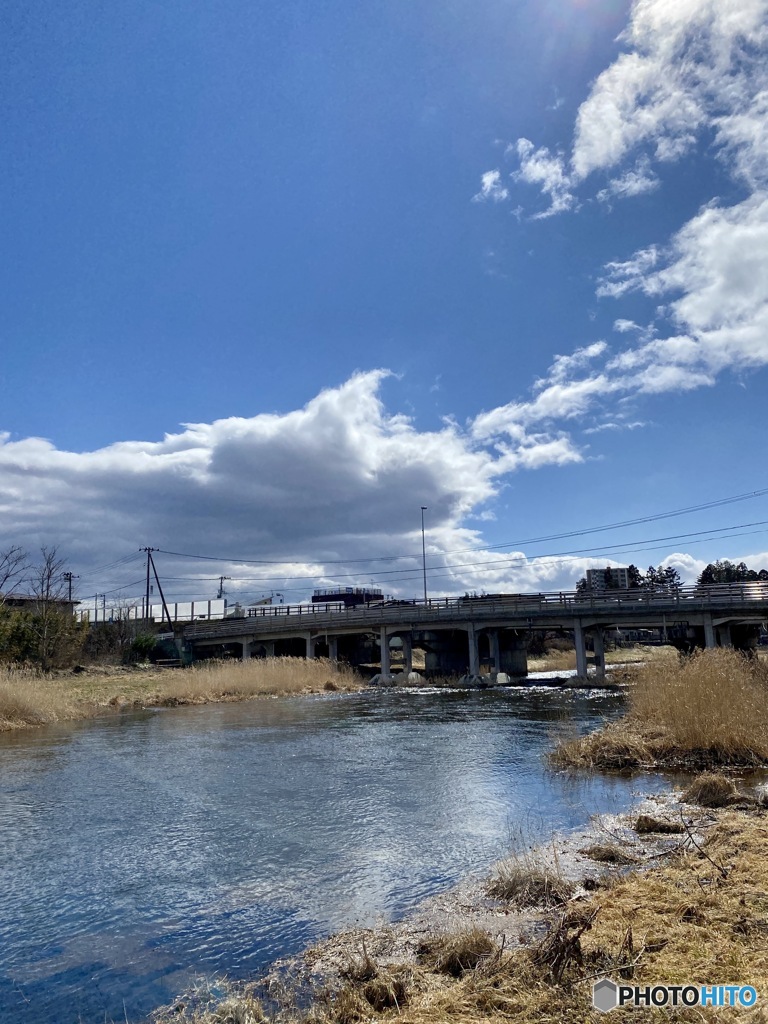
0, 371, 595, 600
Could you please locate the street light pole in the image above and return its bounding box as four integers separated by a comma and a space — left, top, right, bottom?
420, 506, 428, 605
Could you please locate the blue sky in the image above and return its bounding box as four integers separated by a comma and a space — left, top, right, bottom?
2, 0, 768, 606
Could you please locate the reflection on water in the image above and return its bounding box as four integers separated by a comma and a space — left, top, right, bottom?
0, 687, 665, 1023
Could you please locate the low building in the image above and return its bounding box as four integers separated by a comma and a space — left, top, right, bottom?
1, 593, 79, 616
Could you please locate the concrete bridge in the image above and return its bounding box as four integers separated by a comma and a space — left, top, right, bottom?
181, 585, 768, 682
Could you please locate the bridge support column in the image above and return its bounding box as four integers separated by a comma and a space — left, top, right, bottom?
263, 641, 275, 658
466, 624, 480, 679
328, 637, 339, 664
703, 614, 716, 649
488, 630, 501, 673
241, 640, 251, 661
591, 628, 606, 681
574, 620, 588, 679
717, 623, 732, 648
305, 634, 316, 659
380, 627, 391, 679
401, 635, 413, 675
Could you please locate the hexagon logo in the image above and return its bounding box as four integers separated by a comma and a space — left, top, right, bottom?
593, 978, 619, 1012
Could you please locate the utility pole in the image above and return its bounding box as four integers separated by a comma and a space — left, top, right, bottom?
62, 571, 79, 602
141, 547, 158, 622
420, 506, 428, 605
217, 576, 231, 600
143, 548, 174, 632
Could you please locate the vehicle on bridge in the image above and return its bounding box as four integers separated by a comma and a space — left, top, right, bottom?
312, 586, 384, 608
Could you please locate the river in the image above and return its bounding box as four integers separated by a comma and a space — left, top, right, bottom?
0, 685, 668, 1024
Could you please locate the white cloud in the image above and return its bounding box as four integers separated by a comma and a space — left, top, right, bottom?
506, 0, 768, 213
0, 372, 599, 600
512, 139, 576, 217
597, 157, 660, 203
472, 169, 509, 203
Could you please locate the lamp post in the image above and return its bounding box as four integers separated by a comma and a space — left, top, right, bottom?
420, 506, 428, 605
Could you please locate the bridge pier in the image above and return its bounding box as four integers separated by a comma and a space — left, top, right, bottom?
703, 614, 716, 649
590, 627, 606, 681
488, 630, 501, 673
241, 640, 251, 661
380, 627, 392, 680
401, 634, 413, 675
328, 636, 338, 664
574, 620, 588, 679
497, 632, 528, 678
305, 634, 316, 659
467, 624, 480, 679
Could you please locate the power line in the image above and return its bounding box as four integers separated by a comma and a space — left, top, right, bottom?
146, 519, 768, 589
154, 485, 768, 568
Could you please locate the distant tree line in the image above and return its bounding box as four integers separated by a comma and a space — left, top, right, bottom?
575, 559, 768, 594
697, 560, 768, 585
575, 564, 683, 594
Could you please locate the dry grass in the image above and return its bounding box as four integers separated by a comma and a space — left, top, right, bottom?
156, 657, 361, 704
681, 772, 740, 808
150, 979, 265, 1023
487, 859, 574, 907
304, 808, 768, 1023
416, 928, 497, 977
579, 842, 638, 865
527, 644, 677, 674
0, 664, 80, 730
151, 803, 768, 1024
634, 814, 685, 835
0, 658, 363, 732
553, 648, 768, 770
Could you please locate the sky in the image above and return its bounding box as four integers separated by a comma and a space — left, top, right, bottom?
2, 0, 768, 609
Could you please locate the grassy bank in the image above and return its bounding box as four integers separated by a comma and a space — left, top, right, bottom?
552, 648, 768, 770
300, 810, 768, 1024
151, 788, 768, 1024
0, 657, 362, 732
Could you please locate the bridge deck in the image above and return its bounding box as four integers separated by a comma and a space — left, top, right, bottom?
183, 586, 768, 644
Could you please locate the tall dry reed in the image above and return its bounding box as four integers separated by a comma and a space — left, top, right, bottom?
156, 656, 361, 702
628, 647, 768, 761
0, 665, 73, 729
554, 648, 768, 768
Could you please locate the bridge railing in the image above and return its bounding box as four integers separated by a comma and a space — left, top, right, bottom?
183, 583, 768, 639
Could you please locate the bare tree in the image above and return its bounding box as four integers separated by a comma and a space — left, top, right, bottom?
29, 547, 82, 669
0, 545, 29, 603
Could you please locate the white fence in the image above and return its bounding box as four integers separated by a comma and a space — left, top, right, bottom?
78, 598, 227, 624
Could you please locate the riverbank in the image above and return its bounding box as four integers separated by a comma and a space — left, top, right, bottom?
152, 782, 768, 1023
0, 657, 363, 731
553, 648, 768, 771
147, 648, 768, 1023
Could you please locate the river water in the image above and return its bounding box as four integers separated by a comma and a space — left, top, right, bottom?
0, 685, 667, 1024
